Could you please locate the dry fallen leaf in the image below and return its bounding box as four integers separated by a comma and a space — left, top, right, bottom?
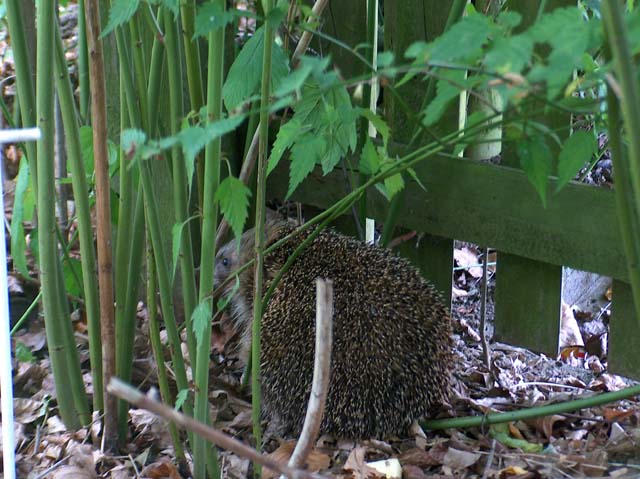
442, 447, 480, 471
139, 460, 182, 479
344, 446, 384, 479
51, 466, 96, 479
454, 247, 482, 278
262, 440, 331, 479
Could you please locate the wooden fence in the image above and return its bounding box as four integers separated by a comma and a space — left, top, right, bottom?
266, 0, 640, 380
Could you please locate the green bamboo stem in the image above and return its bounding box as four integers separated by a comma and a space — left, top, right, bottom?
164, 9, 198, 367
193, 0, 226, 475
601, 0, 640, 326
422, 383, 640, 430
129, 16, 150, 133
146, 24, 165, 133
114, 61, 136, 442
53, 22, 103, 411
5, 0, 38, 188
252, 0, 275, 468
36, 0, 85, 429
77, 0, 90, 122
140, 161, 192, 418
146, 246, 187, 465
180, 0, 206, 210
115, 28, 143, 128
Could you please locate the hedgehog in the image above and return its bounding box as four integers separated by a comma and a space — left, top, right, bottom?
214, 215, 452, 439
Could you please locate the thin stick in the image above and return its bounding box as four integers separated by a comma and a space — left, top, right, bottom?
286, 279, 333, 472
107, 379, 325, 479
84, 0, 117, 449
291, 0, 330, 66
479, 247, 491, 370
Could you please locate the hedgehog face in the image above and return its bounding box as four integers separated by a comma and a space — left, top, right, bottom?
214, 241, 237, 289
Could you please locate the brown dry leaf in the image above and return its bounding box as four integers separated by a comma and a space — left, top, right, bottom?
263, 440, 331, 479
442, 447, 480, 471
139, 460, 182, 479
589, 374, 626, 392
603, 408, 634, 423
51, 466, 96, 479
14, 397, 44, 424
526, 414, 565, 439
454, 247, 482, 278
451, 286, 469, 298
343, 446, 384, 479
130, 408, 174, 450
399, 446, 445, 468
508, 422, 525, 440
402, 464, 429, 479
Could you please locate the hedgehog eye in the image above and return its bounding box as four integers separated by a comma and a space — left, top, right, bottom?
222, 258, 229, 267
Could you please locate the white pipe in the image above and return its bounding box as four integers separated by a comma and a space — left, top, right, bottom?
0, 128, 41, 144
0, 127, 39, 479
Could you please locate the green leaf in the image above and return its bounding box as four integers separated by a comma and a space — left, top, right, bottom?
194, 3, 236, 38
383, 172, 405, 200
178, 126, 208, 168
151, 0, 179, 17
175, 389, 189, 411
273, 56, 330, 98
423, 70, 467, 126
287, 137, 324, 198
517, 138, 553, 207
121, 129, 147, 159
62, 258, 84, 298
222, 26, 289, 110
556, 131, 597, 192
377, 51, 394, 68
425, 13, 495, 63
102, 0, 140, 37
267, 119, 302, 176
205, 115, 246, 139
484, 34, 533, 74
10, 158, 30, 277
171, 222, 182, 283
359, 137, 380, 176
215, 176, 252, 241
191, 301, 212, 348
15, 342, 35, 363
359, 109, 390, 146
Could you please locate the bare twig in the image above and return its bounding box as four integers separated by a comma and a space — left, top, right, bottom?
286, 279, 333, 473
84, 0, 116, 449
479, 247, 492, 370
107, 379, 325, 479
291, 0, 330, 67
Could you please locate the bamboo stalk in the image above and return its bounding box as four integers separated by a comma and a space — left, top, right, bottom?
252, 1, 275, 472
5, 0, 38, 189
35, 0, 85, 429
77, 0, 90, 122
193, 0, 226, 474
164, 9, 198, 368
53, 22, 103, 412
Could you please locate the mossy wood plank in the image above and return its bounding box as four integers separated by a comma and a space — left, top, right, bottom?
397, 234, 453, 307
609, 280, 640, 380
266, 154, 625, 282
384, 0, 455, 295
494, 254, 561, 355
